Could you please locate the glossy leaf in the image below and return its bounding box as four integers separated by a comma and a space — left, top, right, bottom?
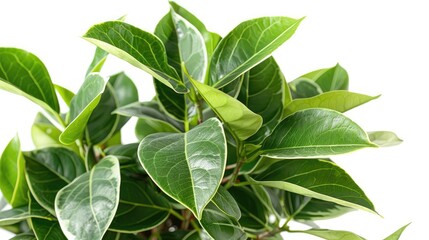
0, 136, 28, 207
252, 159, 376, 214
0, 200, 52, 226
25, 147, 85, 214
135, 118, 179, 140
86, 47, 109, 76
262, 109, 376, 159
110, 175, 171, 232
289, 78, 323, 99
295, 229, 364, 240
60, 73, 106, 144
238, 57, 286, 143
154, 80, 186, 121
384, 223, 411, 240
200, 202, 247, 240
138, 118, 226, 219
55, 156, 121, 240
209, 17, 303, 88
211, 186, 241, 220
0, 48, 60, 115
191, 79, 262, 141
312, 64, 349, 92
32, 218, 67, 240
368, 131, 403, 147
83, 21, 187, 93
283, 91, 379, 118
54, 84, 75, 106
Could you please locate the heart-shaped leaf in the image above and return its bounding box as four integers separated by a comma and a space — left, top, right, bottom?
55, 156, 121, 240
251, 159, 376, 214
209, 17, 303, 88
83, 21, 187, 93
60, 73, 106, 144
24, 147, 85, 214
190, 79, 262, 141
138, 118, 226, 219
0, 136, 28, 207
31, 218, 67, 240
262, 109, 376, 159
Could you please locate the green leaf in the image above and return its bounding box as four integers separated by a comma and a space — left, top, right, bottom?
54, 84, 75, 107
283, 91, 379, 118
154, 80, 186, 121
0, 199, 52, 226
262, 109, 376, 159
0, 48, 60, 116
24, 147, 85, 215
289, 78, 323, 99
183, 230, 211, 240
60, 73, 106, 144
294, 229, 364, 240
0, 136, 28, 207
384, 223, 411, 240
55, 156, 121, 240
191, 79, 262, 141
86, 47, 109, 76
211, 186, 241, 220
138, 118, 226, 219
110, 175, 171, 232
200, 202, 247, 240
252, 159, 376, 214
102, 231, 144, 240
368, 131, 403, 147
238, 57, 286, 143
209, 17, 303, 88
313, 64, 349, 92
31, 218, 67, 240
83, 21, 187, 93
9, 233, 37, 240
135, 118, 180, 140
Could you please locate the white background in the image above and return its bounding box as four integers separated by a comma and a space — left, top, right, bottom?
0, 0, 427, 239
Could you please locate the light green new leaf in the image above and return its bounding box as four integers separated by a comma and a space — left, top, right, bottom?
191, 79, 262, 141
0, 136, 28, 207
83, 21, 187, 93
110, 175, 171, 232
384, 223, 411, 240
55, 156, 121, 240
262, 109, 376, 159
294, 229, 364, 240
289, 78, 323, 99
209, 17, 303, 88
252, 159, 376, 214
32, 218, 67, 240
54, 84, 75, 107
368, 131, 403, 147
25, 147, 85, 215
60, 73, 105, 144
0, 48, 60, 116
135, 118, 180, 140
138, 118, 226, 219
211, 186, 241, 220
298, 64, 349, 92
86, 47, 109, 76
283, 91, 379, 118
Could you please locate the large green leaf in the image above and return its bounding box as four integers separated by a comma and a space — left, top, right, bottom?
191, 79, 262, 141
293, 229, 364, 240
252, 159, 376, 214
211, 186, 241, 220
0, 48, 60, 116
83, 21, 187, 93
368, 131, 403, 147
135, 118, 180, 140
0, 136, 28, 207
238, 57, 286, 143
31, 218, 67, 240
384, 223, 411, 240
200, 202, 247, 240
109, 175, 171, 232
262, 109, 376, 159
209, 17, 303, 88
24, 147, 85, 215
283, 91, 379, 118
60, 73, 106, 144
138, 118, 226, 219
55, 156, 121, 240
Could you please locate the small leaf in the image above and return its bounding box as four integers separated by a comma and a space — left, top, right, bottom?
211, 186, 241, 220
31, 218, 67, 240
289, 78, 323, 99
135, 118, 180, 140
86, 47, 109, 76
314, 64, 349, 92
0, 200, 52, 226
55, 156, 121, 240
138, 118, 226, 219
9, 233, 37, 240
252, 159, 376, 214
60, 73, 106, 144
191, 79, 263, 141
283, 91, 379, 118
24, 147, 85, 215
384, 223, 411, 240
0, 48, 60, 115
0, 136, 28, 207
83, 21, 187, 93
294, 229, 364, 240
262, 109, 376, 159
54, 84, 75, 107
368, 131, 403, 147
209, 17, 303, 88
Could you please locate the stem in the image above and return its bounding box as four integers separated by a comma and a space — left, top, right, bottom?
225, 141, 246, 189
181, 209, 193, 230
169, 209, 185, 221
283, 196, 312, 227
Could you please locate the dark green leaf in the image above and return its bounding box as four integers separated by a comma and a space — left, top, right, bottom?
54, 84, 75, 107
221, 73, 246, 98
83, 21, 187, 93
252, 159, 376, 214
289, 78, 323, 99
0, 136, 28, 207
31, 218, 67, 240
86, 47, 109, 76
135, 118, 179, 140
294, 229, 364, 240
0, 48, 60, 116
154, 80, 186, 121
55, 156, 121, 240
102, 231, 144, 240
109, 175, 170, 232
211, 186, 241, 220
24, 147, 85, 214
191, 79, 262, 141
9, 233, 37, 240
209, 17, 303, 88
60, 73, 106, 144
160, 230, 192, 240
182, 230, 211, 240
262, 109, 376, 159
384, 223, 411, 240
138, 118, 226, 219
368, 131, 403, 147
0, 199, 52, 226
